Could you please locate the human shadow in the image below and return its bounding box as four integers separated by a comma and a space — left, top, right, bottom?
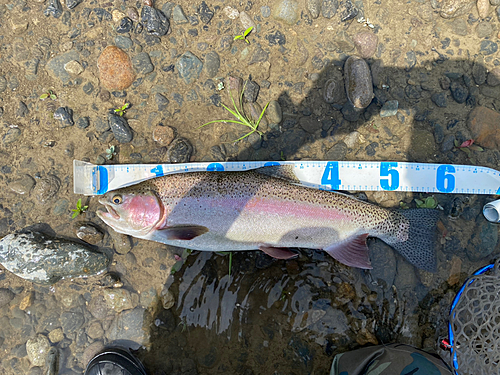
127, 53, 500, 373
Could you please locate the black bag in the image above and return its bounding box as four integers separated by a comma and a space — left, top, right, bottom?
330, 343, 453, 375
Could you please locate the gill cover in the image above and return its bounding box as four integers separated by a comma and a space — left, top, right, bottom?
98, 189, 163, 236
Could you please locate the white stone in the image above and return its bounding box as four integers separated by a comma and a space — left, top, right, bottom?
64, 60, 84, 75
343, 131, 360, 148
223, 6, 239, 19
239, 11, 257, 31
26, 334, 50, 366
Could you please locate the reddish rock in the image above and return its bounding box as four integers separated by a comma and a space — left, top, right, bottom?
97, 46, 136, 90
353, 31, 378, 59
467, 106, 500, 149
153, 125, 175, 146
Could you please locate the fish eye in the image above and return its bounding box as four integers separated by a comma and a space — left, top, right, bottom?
112, 195, 123, 204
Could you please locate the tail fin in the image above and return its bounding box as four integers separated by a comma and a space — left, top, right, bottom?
390, 209, 440, 272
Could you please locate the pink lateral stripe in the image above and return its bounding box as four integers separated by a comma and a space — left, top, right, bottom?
244, 197, 351, 221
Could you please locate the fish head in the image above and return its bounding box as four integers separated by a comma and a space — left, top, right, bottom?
97, 186, 163, 236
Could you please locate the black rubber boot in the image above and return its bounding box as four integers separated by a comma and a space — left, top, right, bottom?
84, 347, 147, 375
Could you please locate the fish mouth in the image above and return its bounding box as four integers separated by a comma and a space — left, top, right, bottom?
98, 204, 120, 220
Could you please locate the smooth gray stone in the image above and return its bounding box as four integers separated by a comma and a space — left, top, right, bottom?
0, 231, 108, 285
46, 50, 80, 84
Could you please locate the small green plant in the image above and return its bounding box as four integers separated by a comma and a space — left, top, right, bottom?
199, 83, 269, 142
454, 139, 483, 165
105, 145, 117, 160
215, 251, 234, 276
171, 248, 192, 274
234, 26, 253, 44
414, 195, 438, 209
114, 102, 130, 116
72, 198, 88, 219
40, 90, 57, 100
399, 201, 410, 209
178, 318, 188, 333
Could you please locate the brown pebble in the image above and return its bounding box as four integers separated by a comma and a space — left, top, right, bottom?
353, 31, 378, 58
227, 75, 244, 98
143, 0, 153, 6
285, 260, 300, 275
153, 125, 176, 146
344, 55, 374, 109
337, 282, 356, 301
126, 7, 139, 22
356, 327, 378, 346
99, 89, 111, 102
97, 46, 136, 90
448, 256, 462, 286
19, 292, 34, 310
467, 106, 500, 149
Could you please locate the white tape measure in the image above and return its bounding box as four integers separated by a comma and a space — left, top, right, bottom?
73, 160, 500, 222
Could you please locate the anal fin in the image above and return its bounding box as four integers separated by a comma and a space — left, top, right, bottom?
157, 225, 209, 241
259, 245, 298, 260
323, 234, 372, 269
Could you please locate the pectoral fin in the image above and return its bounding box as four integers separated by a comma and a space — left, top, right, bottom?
323, 234, 373, 269
157, 225, 209, 241
259, 245, 298, 260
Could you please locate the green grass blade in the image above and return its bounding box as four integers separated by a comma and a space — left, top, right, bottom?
221, 102, 242, 120
233, 130, 256, 142
244, 27, 253, 37
257, 102, 270, 125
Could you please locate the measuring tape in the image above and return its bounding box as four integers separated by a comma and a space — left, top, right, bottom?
73, 160, 500, 222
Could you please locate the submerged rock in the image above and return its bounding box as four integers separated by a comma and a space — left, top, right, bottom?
26, 335, 51, 366
107, 307, 151, 349
0, 231, 109, 284
167, 138, 193, 163
467, 105, 500, 149
33, 175, 61, 204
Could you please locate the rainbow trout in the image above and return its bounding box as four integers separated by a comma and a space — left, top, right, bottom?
96, 168, 439, 271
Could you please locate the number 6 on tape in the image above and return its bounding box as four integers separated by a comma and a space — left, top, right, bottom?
436, 165, 455, 193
